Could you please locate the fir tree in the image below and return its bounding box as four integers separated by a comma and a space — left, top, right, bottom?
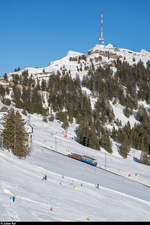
49, 114, 54, 122
41, 79, 46, 91
2, 109, 30, 158
0, 85, 5, 98
99, 133, 112, 153
13, 111, 29, 158
119, 135, 130, 158
31, 87, 43, 114
88, 126, 100, 150
2, 109, 15, 150
43, 115, 48, 122
4, 73, 8, 81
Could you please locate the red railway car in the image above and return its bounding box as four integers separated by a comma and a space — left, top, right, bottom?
68, 153, 97, 167
69, 153, 82, 161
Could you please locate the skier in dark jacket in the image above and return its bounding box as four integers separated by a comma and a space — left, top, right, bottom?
42, 175, 47, 181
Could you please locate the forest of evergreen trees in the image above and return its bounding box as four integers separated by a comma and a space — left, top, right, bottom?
1, 59, 150, 159
2, 109, 30, 158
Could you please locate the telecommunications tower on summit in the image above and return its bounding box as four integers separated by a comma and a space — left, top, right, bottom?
100, 10, 104, 45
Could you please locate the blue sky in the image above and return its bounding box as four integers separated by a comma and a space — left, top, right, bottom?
0, 0, 150, 76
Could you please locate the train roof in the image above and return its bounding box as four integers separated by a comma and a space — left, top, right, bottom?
82, 155, 96, 161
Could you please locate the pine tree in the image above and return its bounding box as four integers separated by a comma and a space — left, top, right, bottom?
88, 126, 100, 150
124, 106, 132, 118
119, 135, 130, 158
13, 86, 22, 108
31, 87, 43, 114
2, 109, 15, 150
43, 115, 48, 122
13, 111, 29, 158
0, 85, 5, 98
4, 73, 8, 81
49, 113, 54, 122
14, 66, 21, 72
100, 133, 112, 153
2, 109, 30, 158
41, 79, 46, 91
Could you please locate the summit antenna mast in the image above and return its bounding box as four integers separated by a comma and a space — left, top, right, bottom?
100, 10, 104, 45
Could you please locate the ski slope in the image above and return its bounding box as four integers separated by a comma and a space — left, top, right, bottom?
0, 112, 150, 221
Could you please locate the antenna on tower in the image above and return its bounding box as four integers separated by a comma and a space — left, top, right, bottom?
100, 10, 104, 45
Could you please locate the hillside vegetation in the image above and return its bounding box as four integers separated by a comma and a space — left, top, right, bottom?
1, 44, 150, 163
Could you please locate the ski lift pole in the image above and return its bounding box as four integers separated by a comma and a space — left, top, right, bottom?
1, 136, 3, 150
55, 136, 56, 151
105, 153, 106, 169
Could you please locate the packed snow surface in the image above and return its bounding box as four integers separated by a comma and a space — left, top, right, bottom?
1, 43, 150, 221
0, 111, 150, 221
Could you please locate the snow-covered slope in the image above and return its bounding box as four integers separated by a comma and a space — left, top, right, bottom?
5, 43, 150, 118
2, 43, 150, 150
7, 43, 150, 82
89, 43, 150, 65
1, 111, 150, 221
1, 44, 150, 221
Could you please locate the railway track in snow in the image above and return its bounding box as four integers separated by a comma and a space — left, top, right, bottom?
40, 144, 150, 189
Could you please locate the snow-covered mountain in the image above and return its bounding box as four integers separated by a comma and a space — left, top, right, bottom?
1, 43, 150, 140
2, 43, 150, 141
7, 43, 150, 82
1, 44, 150, 221
4, 43, 150, 113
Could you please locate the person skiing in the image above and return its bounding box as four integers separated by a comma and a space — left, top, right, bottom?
96, 184, 100, 189
42, 175, 47, 180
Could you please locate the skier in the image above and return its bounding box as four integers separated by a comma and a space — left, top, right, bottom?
96, 184, 100, 189
42, 175, 47, 181
10, 192, 16, 203
12, 196, 15, 202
